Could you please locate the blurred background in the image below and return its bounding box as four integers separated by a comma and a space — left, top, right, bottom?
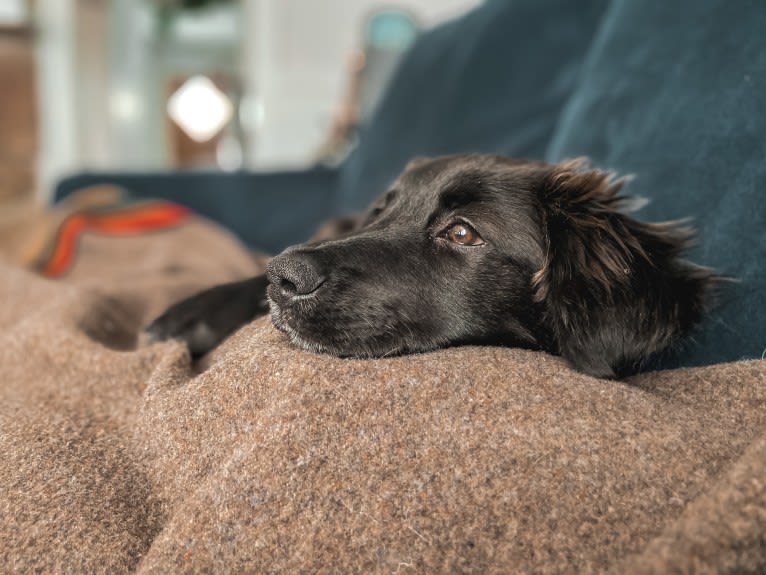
0, 0, 479, 205
2, 0, 764, 366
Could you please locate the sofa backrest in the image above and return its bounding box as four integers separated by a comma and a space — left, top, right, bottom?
546, 0, 766, 366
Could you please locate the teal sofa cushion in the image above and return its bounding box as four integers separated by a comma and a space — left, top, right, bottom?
546, 1, 766, 366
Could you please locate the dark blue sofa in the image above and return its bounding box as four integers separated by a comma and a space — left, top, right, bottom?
56, 0, 765, 367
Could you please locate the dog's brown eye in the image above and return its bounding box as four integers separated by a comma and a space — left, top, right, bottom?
444, 223, 484, 246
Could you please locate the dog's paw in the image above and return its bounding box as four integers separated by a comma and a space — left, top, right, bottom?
145, 297, 225, 357
145, 275, 270, 357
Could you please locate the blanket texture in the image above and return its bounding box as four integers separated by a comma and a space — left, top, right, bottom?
1, 219, 764, 573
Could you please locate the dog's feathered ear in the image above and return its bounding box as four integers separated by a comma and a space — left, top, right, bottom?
532, 158, 716, 378
405, 156, 432, 170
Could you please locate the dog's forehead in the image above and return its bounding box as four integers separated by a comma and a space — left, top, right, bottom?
392, 154, 544, 213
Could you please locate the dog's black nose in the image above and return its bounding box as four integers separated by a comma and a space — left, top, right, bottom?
266, 252, 325, 298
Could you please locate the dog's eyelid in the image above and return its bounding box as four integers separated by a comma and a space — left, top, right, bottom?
445, 215, 482, 234
452, 215, 478, 228
429, 214, 476, 234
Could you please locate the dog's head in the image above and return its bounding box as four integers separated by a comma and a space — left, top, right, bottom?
266, 154, 716, 378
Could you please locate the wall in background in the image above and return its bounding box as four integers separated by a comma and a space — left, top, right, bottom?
33, 0, 479, 199
241, 0, 480, 169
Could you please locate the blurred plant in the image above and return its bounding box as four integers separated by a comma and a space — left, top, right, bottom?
154, 0, 233, 10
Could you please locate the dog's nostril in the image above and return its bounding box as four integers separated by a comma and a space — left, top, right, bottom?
280, 278, 297, 294
267, 252, 325, 298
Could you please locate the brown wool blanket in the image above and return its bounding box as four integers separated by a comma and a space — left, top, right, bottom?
0, 216, 764, 574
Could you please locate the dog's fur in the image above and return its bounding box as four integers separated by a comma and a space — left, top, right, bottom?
147, 154, 717, 378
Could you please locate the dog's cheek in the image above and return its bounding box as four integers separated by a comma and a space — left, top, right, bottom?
376, 262, 483, 348
459, 257, 540, 340
335, 270, 449, 354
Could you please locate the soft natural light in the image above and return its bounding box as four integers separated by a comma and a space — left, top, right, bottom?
0, 0, 27, 25
167, 75, 233, 143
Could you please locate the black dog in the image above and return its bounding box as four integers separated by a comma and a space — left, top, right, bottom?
147, 154, 716, 378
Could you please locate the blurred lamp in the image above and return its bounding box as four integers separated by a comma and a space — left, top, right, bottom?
167, 75, 233, 142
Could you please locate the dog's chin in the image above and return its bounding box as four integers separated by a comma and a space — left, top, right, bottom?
267, 299, 327, 355
267, 298, 419, 359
